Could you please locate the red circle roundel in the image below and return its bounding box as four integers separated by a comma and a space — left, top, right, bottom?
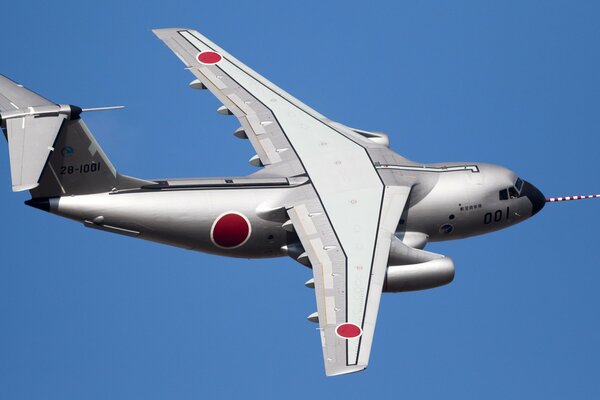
211, 212, 251, 249
197, 51, 222, 65
336, 323, 362, 339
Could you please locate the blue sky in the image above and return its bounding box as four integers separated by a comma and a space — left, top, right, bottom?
1, 1, 599, 398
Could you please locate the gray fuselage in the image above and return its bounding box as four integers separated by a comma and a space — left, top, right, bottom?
41, 161, 545, 261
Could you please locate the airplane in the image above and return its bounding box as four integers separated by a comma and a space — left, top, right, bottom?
1, 28, 597, 377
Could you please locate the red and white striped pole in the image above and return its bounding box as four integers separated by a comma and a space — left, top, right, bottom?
546, 194, 600, 203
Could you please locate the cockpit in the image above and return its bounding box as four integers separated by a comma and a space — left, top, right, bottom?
499, 177, 524, 200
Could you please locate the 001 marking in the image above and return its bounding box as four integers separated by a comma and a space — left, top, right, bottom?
484, 207, 509, 224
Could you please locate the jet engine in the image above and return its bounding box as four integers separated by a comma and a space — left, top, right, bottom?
383, 257, 455, 292
383, 236, 455, 292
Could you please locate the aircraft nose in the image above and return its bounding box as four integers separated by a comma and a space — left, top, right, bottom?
521, 181, 545, 216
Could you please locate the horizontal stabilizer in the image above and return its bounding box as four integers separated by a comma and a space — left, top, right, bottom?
1, 103, 84, 192
6, 114, 66, 191
0, 75, 79, 191
0, 75, 54, 111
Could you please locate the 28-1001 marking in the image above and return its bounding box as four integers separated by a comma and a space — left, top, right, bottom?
60, 162, 101, 175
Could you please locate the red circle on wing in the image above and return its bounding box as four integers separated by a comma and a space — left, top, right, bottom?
212, 213, 250, 248
336, 323, 362, 339
198, 51, 222, 65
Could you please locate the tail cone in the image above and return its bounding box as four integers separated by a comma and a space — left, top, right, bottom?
24, 198, 50, 212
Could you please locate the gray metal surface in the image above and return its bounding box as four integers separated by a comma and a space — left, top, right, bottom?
0, 75, 54, 111
6, 114, 66, 191
0, 28, 549, 377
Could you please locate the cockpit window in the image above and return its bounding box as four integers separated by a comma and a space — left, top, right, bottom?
500, 178, 525, 201
515, 178, 524, 192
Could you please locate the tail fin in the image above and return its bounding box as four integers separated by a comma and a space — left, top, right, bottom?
0, 74, 150, 197
30, 117, 151, 198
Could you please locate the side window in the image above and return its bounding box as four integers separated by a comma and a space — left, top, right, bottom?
499, 189, 509, 200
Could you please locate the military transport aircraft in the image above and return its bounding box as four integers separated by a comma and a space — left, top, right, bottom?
1, 28, 597, 376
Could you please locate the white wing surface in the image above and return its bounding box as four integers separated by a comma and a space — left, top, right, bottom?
153, 28, 412, 375
287, 185, 410, 375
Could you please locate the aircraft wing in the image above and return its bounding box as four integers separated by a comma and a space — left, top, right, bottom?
152, 28, 391, 176
287, 185, 410, 375
153, 28, 412, 376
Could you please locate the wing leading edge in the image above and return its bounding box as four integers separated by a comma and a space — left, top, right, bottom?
153, 28, 413, 376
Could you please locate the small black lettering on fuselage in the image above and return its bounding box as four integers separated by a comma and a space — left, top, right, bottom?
459, 204, 482, 211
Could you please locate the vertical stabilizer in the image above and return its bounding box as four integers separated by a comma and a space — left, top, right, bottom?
30, 117, 150, 198
0, 74, 151, 198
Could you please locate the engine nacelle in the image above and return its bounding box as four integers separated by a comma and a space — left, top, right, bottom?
383, 257, 455, 292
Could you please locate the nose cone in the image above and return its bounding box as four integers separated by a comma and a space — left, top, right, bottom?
522, 181, 545, 216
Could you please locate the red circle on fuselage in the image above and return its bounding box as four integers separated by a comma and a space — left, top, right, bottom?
197, 51, 222, 65
336, 323, 362, 339
211, 212, 250, 248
